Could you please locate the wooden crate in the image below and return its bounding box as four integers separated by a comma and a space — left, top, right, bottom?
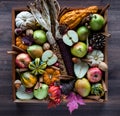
11, 6, 108, 103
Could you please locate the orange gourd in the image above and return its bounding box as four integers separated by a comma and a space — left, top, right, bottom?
59, 6, 98, 29
43, 68, 60, 85
16, 36, 28, 50
20, 72, 37, 88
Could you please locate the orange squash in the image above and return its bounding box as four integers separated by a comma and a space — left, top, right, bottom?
20, 72, 37, 88
59, 6, 98, 29
43, 68, 60, 85
16, 36, 28, 50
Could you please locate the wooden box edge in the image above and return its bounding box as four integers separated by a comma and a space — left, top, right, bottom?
11, 6, 109, 103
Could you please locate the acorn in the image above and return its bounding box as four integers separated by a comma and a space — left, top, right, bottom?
43, 42, 50, 50
26, 29, 33, 36
14, 80, 21, 89
72, 57, 80, 63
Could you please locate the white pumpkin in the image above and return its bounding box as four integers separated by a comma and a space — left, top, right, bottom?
86, 50, 104, 67
15, 11, 37, 30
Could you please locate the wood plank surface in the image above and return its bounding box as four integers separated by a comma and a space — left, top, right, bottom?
0, 0, 120, 116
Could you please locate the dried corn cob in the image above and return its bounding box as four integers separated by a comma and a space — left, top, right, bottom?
56, 39, 74, 76
29, 0, 68, 75
47, 0, 74, 76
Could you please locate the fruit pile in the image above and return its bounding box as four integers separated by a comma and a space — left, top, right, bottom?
59, 8, 108, 98
12, 0, 109, 113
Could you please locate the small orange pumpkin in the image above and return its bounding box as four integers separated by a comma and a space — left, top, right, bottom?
43, 68, 60, 85
16, 36, 28, 50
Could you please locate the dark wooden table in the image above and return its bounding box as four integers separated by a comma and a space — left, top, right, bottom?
0, 0, 120, 116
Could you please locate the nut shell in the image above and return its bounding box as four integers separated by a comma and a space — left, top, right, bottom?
98, 62, 108, 71
14, 80, 21, 89
43, 43, 50, 50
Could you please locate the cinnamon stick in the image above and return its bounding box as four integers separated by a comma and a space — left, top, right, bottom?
12, 44, 26, 53
100, 4, 110, 15
59, 75, 74, 80
16, 68, 28, 73
87, 95, 100, 101
7, 51, 18, 55
102, 80, 107, 92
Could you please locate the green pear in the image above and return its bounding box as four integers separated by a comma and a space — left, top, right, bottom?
75, 78, 91, 97
71, 42, 87, 58
27, 45, 43, 59
33, 30, 47, 45
77, 26, 89, 41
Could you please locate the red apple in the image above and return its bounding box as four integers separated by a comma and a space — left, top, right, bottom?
87, 67, 102, 83
16, 53, 31, 68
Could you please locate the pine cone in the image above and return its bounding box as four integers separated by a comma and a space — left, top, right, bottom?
89, 33, 106, 49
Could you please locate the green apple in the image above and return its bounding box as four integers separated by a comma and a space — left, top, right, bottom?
63, 30, 79, 46
33, 30, 47, 45
34, 83, 48, 100
77, 26, 89, 41
42, 50, 58, 66
16, 85, 34, 100
75, 78, 91, 97
71, 42, 87, 58
89, 14, 105, 31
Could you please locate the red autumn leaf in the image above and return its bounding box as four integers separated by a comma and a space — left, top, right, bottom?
48, 100, 57, 109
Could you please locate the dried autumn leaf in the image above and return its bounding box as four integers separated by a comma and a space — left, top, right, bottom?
67, 100, 78, 114
67, 92, 85, 114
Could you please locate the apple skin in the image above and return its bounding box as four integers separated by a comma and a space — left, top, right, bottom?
87, 67, 102, 83
89, 14, 105, 31
71, 42, 87, 58
33, 30, 47, 45
77, 26, 89, 41
16, 53, 31, 68
75, 78, 91, 97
